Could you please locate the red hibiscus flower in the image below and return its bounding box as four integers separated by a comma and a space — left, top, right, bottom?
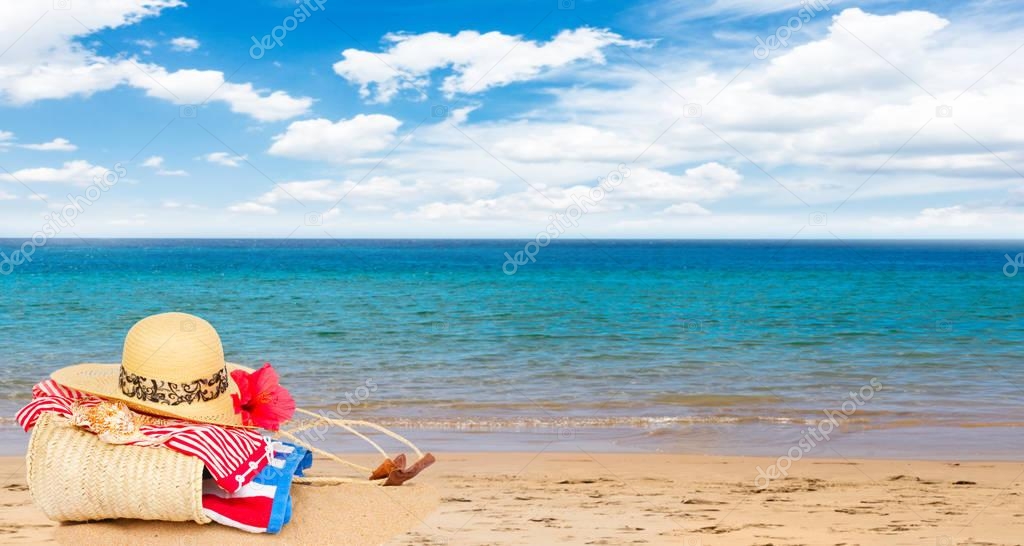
231, 363, 296, 431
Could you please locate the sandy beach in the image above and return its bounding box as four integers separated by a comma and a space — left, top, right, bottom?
2, 452, 1022, 545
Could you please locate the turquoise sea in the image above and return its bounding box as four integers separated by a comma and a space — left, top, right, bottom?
1, 239, 1022, 458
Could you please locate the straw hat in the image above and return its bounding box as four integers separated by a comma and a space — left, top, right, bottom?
51, 312, 251, 427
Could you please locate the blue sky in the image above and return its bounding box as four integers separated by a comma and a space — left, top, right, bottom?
1, 0, 1023, 238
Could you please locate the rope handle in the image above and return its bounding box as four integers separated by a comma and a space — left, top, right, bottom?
276, 408, 433, 487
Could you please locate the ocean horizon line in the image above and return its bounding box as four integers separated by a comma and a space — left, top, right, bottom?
2, 236, 1023, 242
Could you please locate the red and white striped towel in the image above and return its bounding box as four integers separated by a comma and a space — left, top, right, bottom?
17, 380, 271, 493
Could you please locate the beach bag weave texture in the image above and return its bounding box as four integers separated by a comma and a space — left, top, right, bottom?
25, 413, 210, 524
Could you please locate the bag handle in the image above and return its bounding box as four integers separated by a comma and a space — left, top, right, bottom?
276, 408, 434, 486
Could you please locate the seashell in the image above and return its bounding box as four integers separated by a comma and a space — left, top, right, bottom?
70, 400, 146, 444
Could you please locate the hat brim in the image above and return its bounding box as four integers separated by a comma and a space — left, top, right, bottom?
51, 363, 255, 428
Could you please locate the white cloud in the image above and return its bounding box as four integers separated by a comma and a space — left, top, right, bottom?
0, 160, 108, 186
255, 179, 348, 205
241, 178, 412, 209
881, 205, 998, 229
863, 204, 1024, 236
917, 205, 979, 227
228, 202, 278, 215
162, 200, 199, 209
637, 0, 850, 22
0, 190, 17, 200
169, 37, 200, 52
762, 9, 949, 97
125, 66, 313, 122
401, 200, 498, 221
20, 137, 77, 151
230, 174, 503, 219
492, 125, 640, 163
28, 194, 48, 201
333, 27, 652, 102
0, 1, 311, 121
449, 105, 478, 125
393, 161, 737, 223
268, 115, 403, 162
142, 155, 188, 175
202, 152, 247, 167
664, 203, 712, 215
447, 177, 500, 200
109, 213, 147, 226
621, 163, 741, 202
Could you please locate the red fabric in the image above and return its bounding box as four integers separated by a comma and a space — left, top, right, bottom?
202, 494, 275, 529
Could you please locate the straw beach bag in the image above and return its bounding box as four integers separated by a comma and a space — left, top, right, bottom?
25, 410, 433, 523
26, 413, 210, 524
